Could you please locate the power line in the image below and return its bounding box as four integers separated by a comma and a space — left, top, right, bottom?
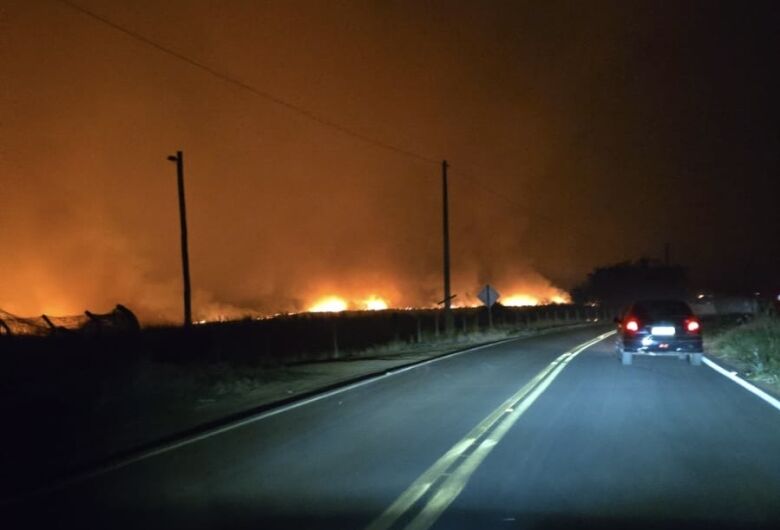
448, 166, 597, 239
449, 166, 523, 207
54, 0, 439, 166
53, 0, 590, 238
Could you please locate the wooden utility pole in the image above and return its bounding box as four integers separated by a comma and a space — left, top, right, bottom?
167, 150, 192, 327
442, 160, 454, 334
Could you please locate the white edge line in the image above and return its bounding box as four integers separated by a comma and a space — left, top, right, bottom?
703, 356, 780, 412
137, 338, 518, 457
370, 331, 615, 530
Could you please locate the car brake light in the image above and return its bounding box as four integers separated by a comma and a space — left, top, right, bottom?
625, 319, 639, 332
686, 319, 700, 332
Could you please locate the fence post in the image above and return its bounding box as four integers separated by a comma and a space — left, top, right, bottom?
332, 320, 339, 358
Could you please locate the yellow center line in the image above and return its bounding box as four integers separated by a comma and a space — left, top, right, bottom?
366, 331, 615, 530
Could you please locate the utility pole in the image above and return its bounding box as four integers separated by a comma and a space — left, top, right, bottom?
442, 160, 454, 334
167, 150, 192, 327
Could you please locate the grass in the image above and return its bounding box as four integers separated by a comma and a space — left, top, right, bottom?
183, 321, 590, 401
707, 316, 780, 392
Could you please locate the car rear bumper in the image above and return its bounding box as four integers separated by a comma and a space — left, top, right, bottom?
620, 336, 703, 354
625, 351, 702, 358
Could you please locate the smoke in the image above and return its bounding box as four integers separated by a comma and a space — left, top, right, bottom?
0, 1, 583, 323
7, 2, 772, 322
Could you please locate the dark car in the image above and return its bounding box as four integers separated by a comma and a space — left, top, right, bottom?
615, 299, 703, 366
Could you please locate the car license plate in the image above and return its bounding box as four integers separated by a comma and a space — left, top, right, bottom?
652, 326, 676, 336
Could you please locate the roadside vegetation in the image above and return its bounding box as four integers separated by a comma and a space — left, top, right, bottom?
0, 305, 602, 499
707, 315, 780, 393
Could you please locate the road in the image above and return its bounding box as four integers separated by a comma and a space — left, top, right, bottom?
5, 326, 780, 529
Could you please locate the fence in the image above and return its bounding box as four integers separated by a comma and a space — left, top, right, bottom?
0, 305, 139, 337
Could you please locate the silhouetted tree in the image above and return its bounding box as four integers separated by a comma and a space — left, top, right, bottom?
573, 258, 689, 308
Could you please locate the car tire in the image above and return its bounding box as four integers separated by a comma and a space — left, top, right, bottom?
689, 353, 703, 366
621, 350, 633, 365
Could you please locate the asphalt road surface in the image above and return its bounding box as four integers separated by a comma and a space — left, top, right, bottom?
5, 326, 780, 529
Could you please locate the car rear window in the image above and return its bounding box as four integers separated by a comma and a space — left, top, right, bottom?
631, 300, 692, 319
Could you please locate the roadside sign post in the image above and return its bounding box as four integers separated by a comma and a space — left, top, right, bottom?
441, 161, 456, 335
477, 284, 500, 330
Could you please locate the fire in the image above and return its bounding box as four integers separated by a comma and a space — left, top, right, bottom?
363, 296, 388, 311
308, 296, 348, 313
500, 291, 570, 307
303, 282, 568, 314
502, 294, 540, 307
307, 294, 389, 312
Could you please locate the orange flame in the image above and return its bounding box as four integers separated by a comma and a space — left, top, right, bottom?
363, 296, 389, 311
308, 296, 348, 312
502, 294, 540, 307
302, 285, 569, 314
307, 294, 390, 312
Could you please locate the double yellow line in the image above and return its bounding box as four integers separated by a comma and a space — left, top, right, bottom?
366, 331, 615, 530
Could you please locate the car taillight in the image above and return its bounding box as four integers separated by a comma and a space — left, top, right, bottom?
625, 319, 639, 332
686, 319, 700, 333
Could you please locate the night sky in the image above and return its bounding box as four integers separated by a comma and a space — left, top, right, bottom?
1, 0, 778, 321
